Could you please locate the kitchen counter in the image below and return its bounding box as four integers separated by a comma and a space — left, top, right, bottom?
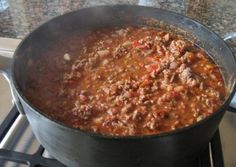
0, 0, 235, 39
0, 0, 236, 167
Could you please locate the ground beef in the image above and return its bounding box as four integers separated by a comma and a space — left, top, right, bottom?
24, 26, 226, 136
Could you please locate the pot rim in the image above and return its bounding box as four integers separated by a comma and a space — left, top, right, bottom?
11, 4, 236, 140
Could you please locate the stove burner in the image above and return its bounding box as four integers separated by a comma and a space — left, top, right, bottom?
0, 107, 224, 167
0, 146, 65, 167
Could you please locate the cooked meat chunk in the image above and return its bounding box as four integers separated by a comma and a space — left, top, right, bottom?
169, 39, 187, 56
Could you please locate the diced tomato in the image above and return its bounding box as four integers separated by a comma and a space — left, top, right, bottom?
138, 44, 147, 49
214, 72, 223, 81
133, 40, 139, 47
146, 64, 159, 72
140, 78, 153, 87
146, 56, 159, 63
169, 91, 181, 99
133, 40, 147, 49
130, 92, 139, 97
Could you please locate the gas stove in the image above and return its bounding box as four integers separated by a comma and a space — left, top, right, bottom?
0, 37, 236, 167
0, 106, 65, 167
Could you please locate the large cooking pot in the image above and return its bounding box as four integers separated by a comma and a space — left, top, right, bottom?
1, 5, 236, 167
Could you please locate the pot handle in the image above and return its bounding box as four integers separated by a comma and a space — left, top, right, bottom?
223, 32, 236, 113
0, 55, 25, 114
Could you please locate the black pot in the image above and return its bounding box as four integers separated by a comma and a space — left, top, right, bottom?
1, 5, 236, 167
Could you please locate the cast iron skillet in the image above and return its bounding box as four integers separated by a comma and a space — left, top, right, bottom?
1, 5, 236, 167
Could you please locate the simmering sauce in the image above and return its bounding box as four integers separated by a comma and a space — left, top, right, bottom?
24, 26, 226, 136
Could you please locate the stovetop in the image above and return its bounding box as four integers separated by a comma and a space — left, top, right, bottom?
0, 107, 65, 167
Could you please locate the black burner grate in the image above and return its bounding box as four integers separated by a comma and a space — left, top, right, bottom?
0, 146, 65, 167
0, 107, 224, 167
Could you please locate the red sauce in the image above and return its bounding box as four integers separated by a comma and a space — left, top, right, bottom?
24, 26, 227, 136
